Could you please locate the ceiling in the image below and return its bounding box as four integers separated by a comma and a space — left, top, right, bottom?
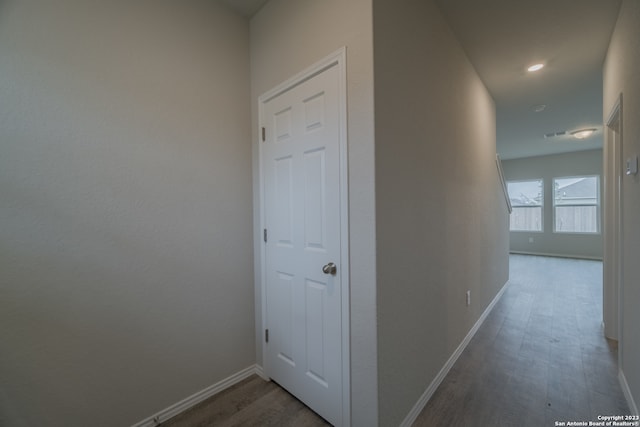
435, 0, 622, 159
221, 0, 622, 160
218, 0, 268, 17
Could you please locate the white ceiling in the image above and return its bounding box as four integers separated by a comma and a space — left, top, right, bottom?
434, 0, 622, 159
221, 0, 622, 160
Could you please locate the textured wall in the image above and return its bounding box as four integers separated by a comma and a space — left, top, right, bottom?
502, 149, 604, 259
372, 0, 510, 425
603, 0, 640, 413
0, 1, 254, 425
250, 1, 377, 425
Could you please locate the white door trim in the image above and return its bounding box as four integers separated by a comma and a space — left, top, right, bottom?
604, 94, 623, 355
257, 47, 350, 426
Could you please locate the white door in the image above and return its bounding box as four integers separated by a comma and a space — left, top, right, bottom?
262, 62, 344, 425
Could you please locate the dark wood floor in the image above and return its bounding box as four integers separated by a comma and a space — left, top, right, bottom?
160, 255, 628, 427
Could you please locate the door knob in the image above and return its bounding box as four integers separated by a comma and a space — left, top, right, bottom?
322, 262, 337, 275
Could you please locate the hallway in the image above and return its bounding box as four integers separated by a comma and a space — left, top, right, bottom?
415, 254, 629, 426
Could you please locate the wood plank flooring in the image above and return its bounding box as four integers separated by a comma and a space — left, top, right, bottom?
158, 375, 329, 427
160, 255, 628, 427
414, 254, 629, 427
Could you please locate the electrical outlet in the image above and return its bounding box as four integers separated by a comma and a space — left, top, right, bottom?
529, 237, 534, 243
466, 290, 471, 307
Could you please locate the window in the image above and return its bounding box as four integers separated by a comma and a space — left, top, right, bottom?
507, 179, 543, 232
553, 176, 599, 233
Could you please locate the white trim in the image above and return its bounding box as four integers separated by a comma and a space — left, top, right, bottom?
336, 48, 351, 427
256, 47, 350, 427
604, 94, 623, 348
254, 364, 268, 381
619, 369, 639, 415
399, 280, 511, 427
130, 365, 259, 427
509, 250, 603, 261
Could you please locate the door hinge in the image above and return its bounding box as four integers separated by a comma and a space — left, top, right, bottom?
262, 127, 266, 142
265, 329, 269, 343
263, 228, 267, 243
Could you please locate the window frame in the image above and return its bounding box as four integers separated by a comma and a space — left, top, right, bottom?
506, 178, 544, 233
552, 175, 601, 234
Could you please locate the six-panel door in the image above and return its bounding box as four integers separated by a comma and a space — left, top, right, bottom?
263, 64, 342, 426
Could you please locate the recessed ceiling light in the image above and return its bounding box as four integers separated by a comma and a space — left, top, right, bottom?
570, 128, 597, 139
527, 63, 544, 72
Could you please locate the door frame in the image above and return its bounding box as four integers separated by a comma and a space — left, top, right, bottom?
603, 93, 623, 349
256, 47, 350, 426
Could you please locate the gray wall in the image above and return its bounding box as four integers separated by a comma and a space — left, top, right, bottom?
0, 1, 254, 426
502, 149, 604, 259
372, 0, 510, 425
604, 0, 640, 413
249, 2, 378, 425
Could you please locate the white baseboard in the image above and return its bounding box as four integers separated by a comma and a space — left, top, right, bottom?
254, 364, 267, 381
131, 365, 261, 427
620, 369, 639, 415
399, 280, 510, 427
509, 251, 603, 261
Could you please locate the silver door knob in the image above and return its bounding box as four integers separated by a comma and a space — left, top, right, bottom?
322, 262, 337, 275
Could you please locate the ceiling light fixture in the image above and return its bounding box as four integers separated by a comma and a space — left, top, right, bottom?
532, 104, 547, 113
527, 63, 544, 72
570, 128, 597, 139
